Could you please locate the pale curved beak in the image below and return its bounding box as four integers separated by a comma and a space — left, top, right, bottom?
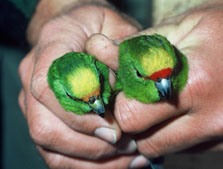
89, 96, 105, 117
155, 77, 172, 100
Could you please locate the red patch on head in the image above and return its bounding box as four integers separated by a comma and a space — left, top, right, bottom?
149, 68, 172, 81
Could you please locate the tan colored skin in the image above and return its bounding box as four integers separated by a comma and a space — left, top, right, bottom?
153, 0, 209, 25
87, 0, 223, 158
19, 0, 223, 168
27, 0, 109, 45
19, 0, 140, 169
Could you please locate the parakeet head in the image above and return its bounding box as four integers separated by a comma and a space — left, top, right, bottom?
48, 52, 111, 115
65, 66, 105, 115
134, 45, 175, 100
116, 34, 189, 103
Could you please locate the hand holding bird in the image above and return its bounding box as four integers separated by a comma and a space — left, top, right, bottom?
19, 1, 223, 168
18, 4, 143, 169
86, 5, 223, 159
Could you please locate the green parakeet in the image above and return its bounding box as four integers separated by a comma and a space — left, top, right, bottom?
47, 52, 111, 116
115, 34, 188, 102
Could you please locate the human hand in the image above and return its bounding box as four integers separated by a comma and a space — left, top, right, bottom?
18, 3, 152, 169
86, 1, 223, 158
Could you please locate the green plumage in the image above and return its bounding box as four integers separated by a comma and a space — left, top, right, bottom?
47, 52, 111, 115
115, 34, 189, 103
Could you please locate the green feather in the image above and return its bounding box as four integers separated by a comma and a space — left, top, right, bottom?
47, 52, 111, 115
115, 34, 189, 103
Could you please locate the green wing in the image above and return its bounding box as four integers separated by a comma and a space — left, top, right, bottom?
95, 61, 111, 105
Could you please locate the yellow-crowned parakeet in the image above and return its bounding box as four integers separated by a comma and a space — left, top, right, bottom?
115, 34, 188, 102
47, 52, 111, 116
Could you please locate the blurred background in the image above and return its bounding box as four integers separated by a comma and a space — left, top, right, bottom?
1, 0, 223, 169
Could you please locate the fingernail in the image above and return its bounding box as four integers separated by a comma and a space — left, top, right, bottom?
117, 139, 137, 154
129, 155, 151, 169
94, 127, 117, 144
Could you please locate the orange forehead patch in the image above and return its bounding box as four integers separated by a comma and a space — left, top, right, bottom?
82, 88, 100, 102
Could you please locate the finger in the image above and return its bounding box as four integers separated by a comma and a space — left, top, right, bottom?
136, 110, 223, 158
114, 87, 192, 133
86, 34, 120, 70
37, 146, 150, 169
26, 92, 136, 159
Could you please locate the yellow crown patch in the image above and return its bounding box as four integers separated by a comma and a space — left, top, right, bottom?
140, 48, 174, 76
66, 67, 100, 99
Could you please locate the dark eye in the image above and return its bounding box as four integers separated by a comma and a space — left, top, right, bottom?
89, 96, 96, 104
136, 69, 150, 80
66, 92, 82, 102
136, 70, 143, 78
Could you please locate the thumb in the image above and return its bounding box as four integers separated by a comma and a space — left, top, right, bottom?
86, 33, 120, 70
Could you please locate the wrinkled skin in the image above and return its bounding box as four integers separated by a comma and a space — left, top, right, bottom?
86, 1, 223, 158
18, 5, 147, 169
19, 0, 223, 168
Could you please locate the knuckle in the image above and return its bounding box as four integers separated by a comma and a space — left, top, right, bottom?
28, 115, 57, 147
39, 20, 59, 43
29, 119, 48, 145
89, 143, 112, 160
31, 66, 48, 101
30, 47, 52, 101
45, 153, 63, 169
138, 140, 163, 158
18, 57, 31, 88
18, 49, 35, 85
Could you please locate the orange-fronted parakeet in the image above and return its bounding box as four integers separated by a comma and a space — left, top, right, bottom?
47, 52, 111, 116
115, 34, 188, 102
